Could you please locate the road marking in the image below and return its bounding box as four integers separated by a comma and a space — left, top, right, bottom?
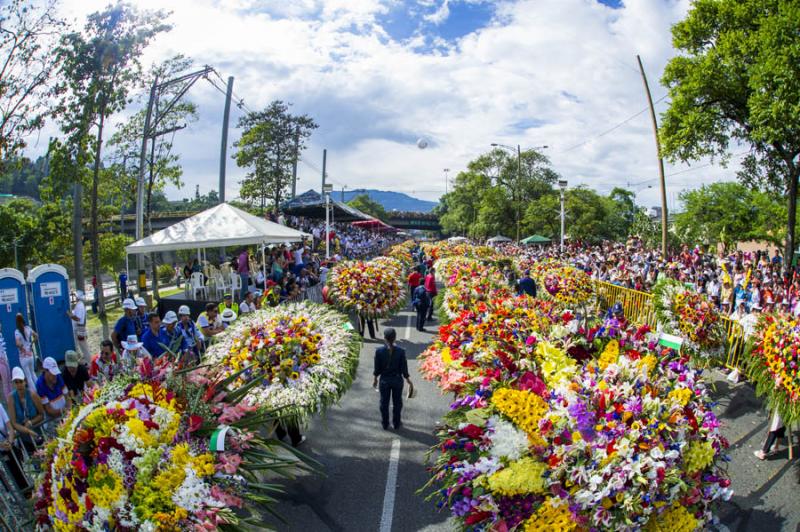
404, 312, 412, 340
379, 438, 401, 532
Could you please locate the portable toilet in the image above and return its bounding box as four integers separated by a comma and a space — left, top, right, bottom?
27, 264, 75, 363
0, 268, 28, 368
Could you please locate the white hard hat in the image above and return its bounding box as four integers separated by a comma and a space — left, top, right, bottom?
163, 311, 178, 325
122, 298, 137, 310
178, 305, 191, 316
135, 297, 146, 307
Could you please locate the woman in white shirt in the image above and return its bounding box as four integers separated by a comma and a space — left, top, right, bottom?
13, 314, 37, 390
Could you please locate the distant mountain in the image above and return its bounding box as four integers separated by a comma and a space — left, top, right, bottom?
339, 189, 438, 213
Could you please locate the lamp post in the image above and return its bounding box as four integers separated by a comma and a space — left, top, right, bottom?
490, 143, 548, 241
558, 179, 568, 254
444, 168, 450, 194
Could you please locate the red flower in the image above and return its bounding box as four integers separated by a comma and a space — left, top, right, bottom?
464, 511, 492, 525
459, 424, 483, 440
188, 415, 204, 433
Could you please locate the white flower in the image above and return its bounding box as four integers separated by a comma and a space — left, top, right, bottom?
173, 465, 212, 512
487, 416, 529, 461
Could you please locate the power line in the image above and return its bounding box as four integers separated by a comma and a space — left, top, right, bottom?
558, 94, 667, 154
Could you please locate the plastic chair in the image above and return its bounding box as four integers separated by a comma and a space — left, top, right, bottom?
190, 272, 207, 300
230, 273, 242, 300
215, 274, 229, 299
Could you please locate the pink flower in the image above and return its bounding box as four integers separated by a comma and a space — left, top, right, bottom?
210, 484, 243, 507
216, 452, 243, 475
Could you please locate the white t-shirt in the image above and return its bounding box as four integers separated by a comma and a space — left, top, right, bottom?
14, 326, 33, 357
294, 248, 304, 265
197, 313, 222, 330
239, 301, 254, 314
72, 301, 87, 327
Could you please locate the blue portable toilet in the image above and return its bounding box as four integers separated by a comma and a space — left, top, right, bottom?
27, 264, 74, 363
0, 268, 28, 369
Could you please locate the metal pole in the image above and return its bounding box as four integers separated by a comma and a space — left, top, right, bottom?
321, 148, 327, 194
637, 55, 668, 258
291, 124, 299, 199
136, 80, 157, 274
219, 76, 234, 204
325, 193, 330, 259
560, 188, 566, 254
516, 145, 522, 242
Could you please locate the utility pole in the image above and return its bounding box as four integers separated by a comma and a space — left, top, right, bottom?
341, 185, 346, 202
444, 168, 450, 194
291, 124, 300, 199
516, 144, 522, 242
321, 148, 327, 195
219, 76, 234, 204
637, 55, 668, 258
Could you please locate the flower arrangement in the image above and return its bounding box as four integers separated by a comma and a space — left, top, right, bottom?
34, 356, 307, 531
653, 279, 724, 365
326, 258, 406, 318
385, 241, 415, 269
440, 259, 511, 321
540, 265, 593, 307
204, 302, 361, 426
746, 314, 800, 424
424, 337, 731, 531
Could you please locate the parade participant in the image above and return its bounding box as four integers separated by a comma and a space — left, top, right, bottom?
141, 314, 173, 359
67, 290, 90, 363
516, 269, 537, 298
120, 335, 150, 370
239, 291, 256, 314
134, 297, 149, 337
238, 248, 250, 300
90, 340, 119, 382
6, 366, 44, 448
36, 357, 71, 419
220, 308, 237, 328
176, 306, 204, 358
62, 350, 90, 404
754, 411, 786, 460
412, 279, 431, 332
0, 402, 29, 490
162, 311, 188, 357
198, 303, 225, 337
112, 298, 138, 351
372, 327, 411, 430
407, 267, 422, 303
218, 293, 239, 316
14, 313, 38, 390
424, 267, 438, 322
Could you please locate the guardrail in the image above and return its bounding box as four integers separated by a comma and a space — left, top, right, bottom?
594, 280, 747, 372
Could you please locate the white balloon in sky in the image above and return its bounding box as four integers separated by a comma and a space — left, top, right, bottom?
417, 138, 429, 149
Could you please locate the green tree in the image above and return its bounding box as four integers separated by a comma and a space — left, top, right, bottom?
673, 181, 785, 250
605, 187, 637, 240
660, 0, 800, 268
0, 0, 65, 162
55, 3, 170, 332
234, 100, 317, 213
628, 208, 663, 250
347, 194, 387, 220
523, 187, 618, 243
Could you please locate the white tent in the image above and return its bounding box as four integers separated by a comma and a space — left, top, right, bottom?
447, 236, 468, 242
487, 235, 512, 244
125, 203, 310, 254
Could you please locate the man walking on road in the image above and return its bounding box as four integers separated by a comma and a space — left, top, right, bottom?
424, 267, 437, 322
372, 328, 411, 430
412, 280, 430, 332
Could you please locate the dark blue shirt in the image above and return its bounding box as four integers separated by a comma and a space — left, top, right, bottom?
517, 276, 537, 297
114, 315, 138, 339
141, 326, 177, 358
412, 285, 430, 308
373, 345, 409, 379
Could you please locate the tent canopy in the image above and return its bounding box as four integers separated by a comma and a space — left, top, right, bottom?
281, 189, 373, 222
126, 203, 310, 254
521, 234, 551, 245
487, 235, 512, 243
448, 236, 468, 242
351, 218, 397, 231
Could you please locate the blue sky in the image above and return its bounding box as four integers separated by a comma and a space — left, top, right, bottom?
45, 0, 736, 211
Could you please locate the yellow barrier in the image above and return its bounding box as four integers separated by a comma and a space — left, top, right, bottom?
593, 281, 747, 371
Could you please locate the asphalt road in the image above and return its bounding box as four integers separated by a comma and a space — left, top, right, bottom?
266, 305, 454, 532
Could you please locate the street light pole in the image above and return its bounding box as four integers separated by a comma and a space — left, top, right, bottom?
558, 179, 568, 254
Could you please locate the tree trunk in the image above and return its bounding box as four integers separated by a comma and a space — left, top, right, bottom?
784, 168, 799, 274
90, 105, 109, 340
146, 137, 159, 298
72, 178, 84, 293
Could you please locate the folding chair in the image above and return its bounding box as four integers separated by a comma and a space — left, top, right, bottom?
190, 272, 207, 300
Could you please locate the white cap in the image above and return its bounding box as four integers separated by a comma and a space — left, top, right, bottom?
220, 308, 237, 323
122, 335, 143, 350
75, 290, 85, 301
163, 311, 178, 325
122, 298, 137, 310
178, 305, 191, 316
11, 367, 24, 381
135, 297, 146, 307
42, 357, 61, 376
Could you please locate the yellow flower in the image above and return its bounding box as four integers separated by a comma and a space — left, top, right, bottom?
644, 501, 698, 532
683, 440, 715, 474
525, 498, 576, 531
487, 457, 548, 496
668, 388, 693, 407
598, 339, 619, 370
87, 464, 125, 509
492, 388, 549, 447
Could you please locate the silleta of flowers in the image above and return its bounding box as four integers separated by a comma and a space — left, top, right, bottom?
35, 356, 305, 531
747, 314, 800, 425
385, 241, 415, 268
326, 258, 406, 318
535, 263, 593, 307
438, 259, 511, 322
653, 279, 724, 365
204, 302, 361, 426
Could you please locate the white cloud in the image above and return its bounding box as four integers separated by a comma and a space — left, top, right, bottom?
32, 0, 737, 209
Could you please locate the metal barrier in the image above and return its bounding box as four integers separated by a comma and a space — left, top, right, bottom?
593, 280, 747, 372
